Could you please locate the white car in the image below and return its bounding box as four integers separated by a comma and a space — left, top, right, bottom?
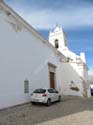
31, 88, 62, 106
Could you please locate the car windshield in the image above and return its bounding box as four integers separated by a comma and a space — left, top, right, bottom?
33, 89, 46, 94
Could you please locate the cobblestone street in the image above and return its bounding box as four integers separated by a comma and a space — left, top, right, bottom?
0, 96, 93, 125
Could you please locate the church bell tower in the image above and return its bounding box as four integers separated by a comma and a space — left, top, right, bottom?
49, 25, 68, 53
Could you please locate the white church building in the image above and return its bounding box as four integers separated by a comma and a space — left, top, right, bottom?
0, 0, 91, 109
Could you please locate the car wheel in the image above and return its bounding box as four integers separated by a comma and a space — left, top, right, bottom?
46, 99, 51, 106
58, 96, 61, 102
31, 102, 35, 105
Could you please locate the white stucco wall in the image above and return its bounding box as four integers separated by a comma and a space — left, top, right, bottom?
60, 63, 84, 96
0, 10, 63, 109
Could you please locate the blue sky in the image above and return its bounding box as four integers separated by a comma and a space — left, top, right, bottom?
5, 0, 93, 73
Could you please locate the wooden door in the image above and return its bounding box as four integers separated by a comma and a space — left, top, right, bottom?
50, 72, 55, 89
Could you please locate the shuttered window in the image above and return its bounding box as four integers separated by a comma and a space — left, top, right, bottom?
24, 80, 29, 93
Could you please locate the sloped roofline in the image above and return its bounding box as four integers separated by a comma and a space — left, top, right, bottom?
0, 1, 66, 60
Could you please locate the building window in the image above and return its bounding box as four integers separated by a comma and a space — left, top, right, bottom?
54, 39, 59, 49
24, 79, 29, 93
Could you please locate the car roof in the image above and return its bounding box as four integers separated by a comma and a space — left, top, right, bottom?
34, 88, 56, 90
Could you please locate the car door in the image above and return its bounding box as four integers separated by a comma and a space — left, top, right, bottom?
48, 89, 56, 102
52, 89, 59, 101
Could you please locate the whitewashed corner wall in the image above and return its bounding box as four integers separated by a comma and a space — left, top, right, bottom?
0, 11, 62, 109
0, 5, 89, 109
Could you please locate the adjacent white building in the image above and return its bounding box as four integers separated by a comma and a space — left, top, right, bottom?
0, 1, 91, 109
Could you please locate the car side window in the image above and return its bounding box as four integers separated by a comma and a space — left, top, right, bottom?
52, 89, 59, 93
48, 89, 54, 93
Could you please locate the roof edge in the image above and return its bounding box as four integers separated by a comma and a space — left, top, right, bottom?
0, 1, 65, 60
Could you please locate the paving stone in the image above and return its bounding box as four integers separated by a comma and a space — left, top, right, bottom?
0, 96, 93, 125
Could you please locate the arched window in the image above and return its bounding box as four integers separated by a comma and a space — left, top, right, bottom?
54, 39, 59, 49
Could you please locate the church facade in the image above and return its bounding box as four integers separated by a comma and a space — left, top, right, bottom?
49, 27, 90, 97
0, 1, 91, 109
